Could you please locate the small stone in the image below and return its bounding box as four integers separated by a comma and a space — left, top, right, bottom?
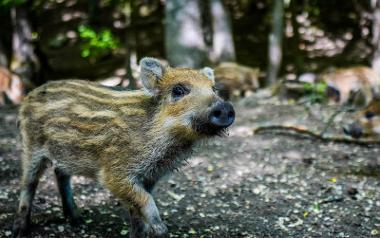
186, 205, 195, 212
52, 207, 60, 212
57, 226, 64, 232
120, 229, 129, 236
167, 191, 185, 201
188, 228, 196, 234
85, 219, 93, 224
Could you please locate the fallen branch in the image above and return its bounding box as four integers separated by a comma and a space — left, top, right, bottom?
253, 125, 380, 146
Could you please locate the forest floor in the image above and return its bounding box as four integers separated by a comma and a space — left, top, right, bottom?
0, 92, 379, 238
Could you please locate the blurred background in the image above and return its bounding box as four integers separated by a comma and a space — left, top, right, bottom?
0, 0, 379, 105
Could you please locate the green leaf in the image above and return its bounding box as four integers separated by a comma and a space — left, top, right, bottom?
77, 25, 119, 61
315, 82, 327, 94
81, 49, 90, 58
303, 82, 313, 91
0, 0, 26, 7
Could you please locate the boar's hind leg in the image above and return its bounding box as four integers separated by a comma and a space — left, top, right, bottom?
54, 167, 83, 226
13, 155, 49, 238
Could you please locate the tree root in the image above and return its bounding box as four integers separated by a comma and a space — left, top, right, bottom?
253, 125, 380, 146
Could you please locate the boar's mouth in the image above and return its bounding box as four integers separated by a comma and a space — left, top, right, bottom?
192, 116, 230, 136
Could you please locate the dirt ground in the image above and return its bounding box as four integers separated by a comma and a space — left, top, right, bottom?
0, 94, 379, 238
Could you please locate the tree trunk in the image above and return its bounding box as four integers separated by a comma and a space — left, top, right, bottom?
124, 0, 137, 90
372, 0, 380, 74
289, 0, 303, 76
209, 0, 236, 63
10, 4, 39, 88
165, 0, 208, 68
266, 0, 284, 86
200, 0, 213, 48
89, 0, 101, 28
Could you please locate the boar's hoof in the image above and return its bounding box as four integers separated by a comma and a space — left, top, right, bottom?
12, 218, 31, 238
129, 228, 148, 238
149, 222, 168, 238
68, 214, 84, 227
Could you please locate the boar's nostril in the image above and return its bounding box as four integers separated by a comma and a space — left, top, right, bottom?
228, 110, 235, 119
212, 110, 222, 118
209, 102, 235, 128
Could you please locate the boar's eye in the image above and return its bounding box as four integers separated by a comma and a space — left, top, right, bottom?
365, 111, 375, 119
171, 84, 189, 101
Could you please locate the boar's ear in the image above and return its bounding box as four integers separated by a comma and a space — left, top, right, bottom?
140, 57, 166, 95
200, 67, 215, 84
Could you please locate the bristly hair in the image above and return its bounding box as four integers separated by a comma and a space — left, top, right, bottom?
217, 128, 229, 137
127, 133, 195, 183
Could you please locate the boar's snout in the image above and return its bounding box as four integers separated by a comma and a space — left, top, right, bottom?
343, 122, 363, 138
209, 101, 235, 128
192, 101, 235, 136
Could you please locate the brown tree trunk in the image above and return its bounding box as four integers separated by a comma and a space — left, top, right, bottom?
289, 0, 303, 76
89, 0, 101, 28
124, 36, 137, 90
372, 0, 380, 74
124, 0, 137, 90
209, 0, 236, 63
165, 0, 235, 67
266, 0, 284, 86
165, 0, 209, 68
200, 0, 213, 48
10, 4, 39, 88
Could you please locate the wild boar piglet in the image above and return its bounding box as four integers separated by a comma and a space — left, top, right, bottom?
13, 57, 235, 238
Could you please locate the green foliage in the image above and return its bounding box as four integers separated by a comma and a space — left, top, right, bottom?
303, 81, 328, 104
78, 25, 119, 61
0, 0, 26, 7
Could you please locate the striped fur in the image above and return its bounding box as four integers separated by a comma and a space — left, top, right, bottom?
14, 58, 227, 238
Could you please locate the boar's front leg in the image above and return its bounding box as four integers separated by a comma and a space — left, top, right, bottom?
128, 207, 150, 238
101, 172, 167, 238
129, 179, 159, 237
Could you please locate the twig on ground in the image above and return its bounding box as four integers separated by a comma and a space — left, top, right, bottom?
320, 196, 344, 204
253, 125, 380, 146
